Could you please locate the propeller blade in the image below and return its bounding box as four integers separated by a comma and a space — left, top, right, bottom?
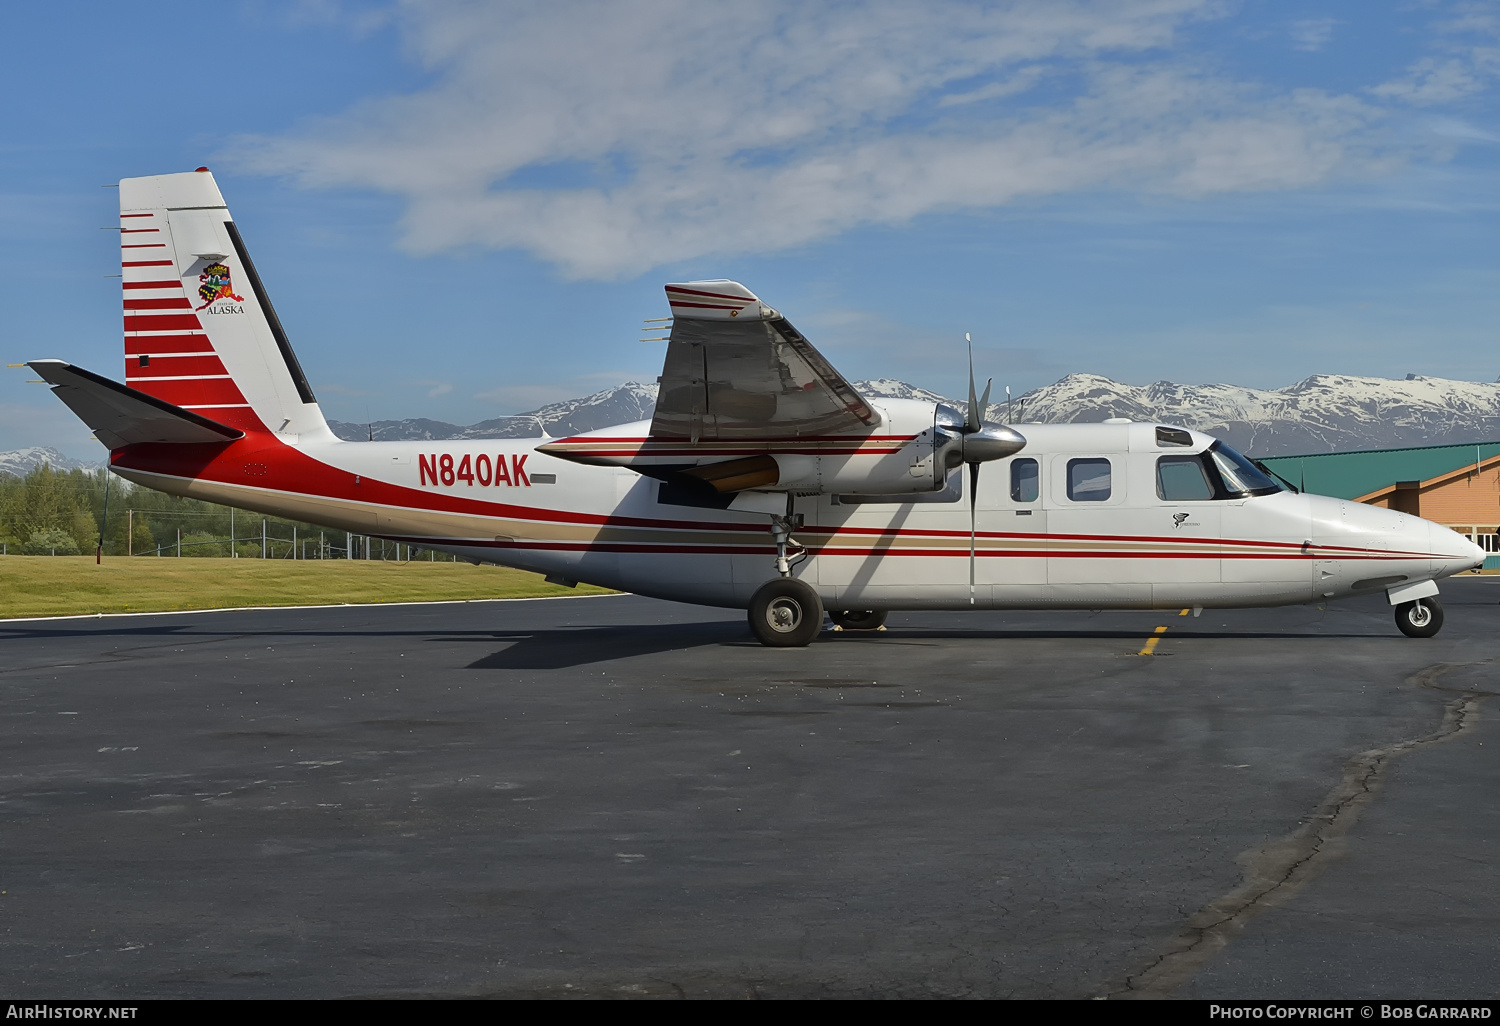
968, 461, 981, 605
978, 378, 993, 423
966, 335, 980, 433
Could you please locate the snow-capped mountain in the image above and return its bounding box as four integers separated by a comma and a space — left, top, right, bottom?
0, 447, 102, 478
329, 382, 661, 442
328, 373, 1500, 456
852, 379, 951, 405
1010, 373, 1500, 456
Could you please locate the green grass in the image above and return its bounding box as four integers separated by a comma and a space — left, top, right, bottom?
0, 556, 613, 619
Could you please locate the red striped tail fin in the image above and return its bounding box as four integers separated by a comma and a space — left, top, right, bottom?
119, 169, 331, 441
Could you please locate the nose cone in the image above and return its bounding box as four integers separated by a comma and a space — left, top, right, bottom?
1311, 498, 1487, 586
963, 424, 1026, 463
1430, 523, 1488, 577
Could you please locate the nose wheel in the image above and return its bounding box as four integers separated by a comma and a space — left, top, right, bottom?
1395, 597, 1444, 638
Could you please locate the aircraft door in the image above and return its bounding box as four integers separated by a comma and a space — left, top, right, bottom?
1047, 454, 1132, 587
982, 455, 1046, 589
1149, 453, 1221, 589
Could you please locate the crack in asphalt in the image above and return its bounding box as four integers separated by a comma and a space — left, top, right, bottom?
1100, 658, 1493, 1000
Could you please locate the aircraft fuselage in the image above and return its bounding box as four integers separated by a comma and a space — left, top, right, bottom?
108, 405, 1484, 612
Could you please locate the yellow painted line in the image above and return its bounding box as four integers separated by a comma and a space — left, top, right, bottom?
1137, 625, 1170, 656
1179, 608, 1191, 616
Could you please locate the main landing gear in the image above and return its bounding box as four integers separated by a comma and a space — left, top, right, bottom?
748, 501, 824, 647
1395, 597, 1444, 638
747, 500, 889, 646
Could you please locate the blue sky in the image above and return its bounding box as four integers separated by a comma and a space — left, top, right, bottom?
3, 0, 1500, 459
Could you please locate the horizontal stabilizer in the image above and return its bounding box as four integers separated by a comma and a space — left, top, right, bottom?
28, 360, 244, 449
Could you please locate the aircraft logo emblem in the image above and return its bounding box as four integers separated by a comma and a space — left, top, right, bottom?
1173, 512, 1190, 528
195, 263, 245, 311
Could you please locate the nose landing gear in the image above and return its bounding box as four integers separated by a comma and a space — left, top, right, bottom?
1395, 597, 1444, 638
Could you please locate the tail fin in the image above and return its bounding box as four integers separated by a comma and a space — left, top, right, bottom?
119, 169, 330, 439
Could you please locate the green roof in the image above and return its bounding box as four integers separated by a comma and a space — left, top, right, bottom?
1258, 441, 1500, 501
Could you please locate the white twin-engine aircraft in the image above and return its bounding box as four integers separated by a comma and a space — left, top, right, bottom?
31, 170, 1486, 645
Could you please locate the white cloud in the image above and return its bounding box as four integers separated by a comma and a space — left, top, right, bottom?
1372, 1, 1500, 105
1373, 55, 1487, 104
1289, 18, 1337, 52
231, 0, 1395, 279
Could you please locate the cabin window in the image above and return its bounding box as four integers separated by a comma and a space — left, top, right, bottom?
1157, 456, 1214, 501
1066, 458, 1111, 501
1010, 458, 1039, 502
1156, 426, 1192, 447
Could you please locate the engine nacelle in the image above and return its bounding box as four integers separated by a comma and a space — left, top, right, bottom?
538, 398, 1026, 498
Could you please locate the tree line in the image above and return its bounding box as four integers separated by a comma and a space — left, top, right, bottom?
0, 463, 433, 559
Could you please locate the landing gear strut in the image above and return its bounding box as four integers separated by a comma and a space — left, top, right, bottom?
1395, 597, 1444, 638
748, 498, 820, 646
769, 511, 803, 578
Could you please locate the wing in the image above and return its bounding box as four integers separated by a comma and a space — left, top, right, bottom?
29, 360, 244, 450
649, 281, 878, 442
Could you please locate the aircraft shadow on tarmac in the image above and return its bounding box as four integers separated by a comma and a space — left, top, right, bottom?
467, 620, 748, 669
0, 621, 1379, 671
464, 622, 1379, 670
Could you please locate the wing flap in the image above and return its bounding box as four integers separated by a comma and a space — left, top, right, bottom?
649, 280, 877, 442
28, 360, 245, 449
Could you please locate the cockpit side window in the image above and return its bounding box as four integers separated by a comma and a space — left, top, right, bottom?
1010, 458, 1039, 502
1157, 455, 1214, 501
1208, 442, 1282, 497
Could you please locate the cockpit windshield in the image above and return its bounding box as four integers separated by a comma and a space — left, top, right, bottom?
1207, 442, 1282, 496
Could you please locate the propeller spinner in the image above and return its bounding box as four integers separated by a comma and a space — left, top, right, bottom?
936, 336, 1027, 604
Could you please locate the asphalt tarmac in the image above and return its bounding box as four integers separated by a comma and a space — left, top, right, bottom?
2, 579, 1498, 999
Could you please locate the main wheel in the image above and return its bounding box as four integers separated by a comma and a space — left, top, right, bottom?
831, 609, 887, 631
1395, 597, 1444, 638
748, 578, 825, 647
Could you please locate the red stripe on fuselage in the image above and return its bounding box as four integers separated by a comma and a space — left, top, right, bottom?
108, 434, 1437, 566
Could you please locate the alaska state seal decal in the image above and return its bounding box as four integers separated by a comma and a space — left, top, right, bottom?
195, 262, 245, 310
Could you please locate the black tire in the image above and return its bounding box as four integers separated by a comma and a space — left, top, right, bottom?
832, 609, 887, 631
748, 578, 825, 647
1395, 597, 1444, 638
